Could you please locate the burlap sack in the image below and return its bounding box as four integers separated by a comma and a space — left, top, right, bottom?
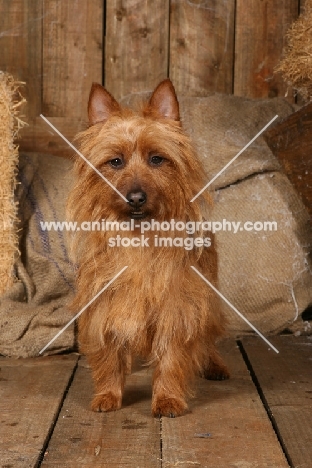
1, 93, 311, 357
212, 172, 312, 335
0, 153, 75, 357
123, 93, 312, 336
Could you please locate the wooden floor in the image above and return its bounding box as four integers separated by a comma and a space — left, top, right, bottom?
1, 336, 311, 468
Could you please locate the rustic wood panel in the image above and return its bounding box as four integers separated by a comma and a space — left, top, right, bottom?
42, 358, 161, 467
263, 101, 312, 218
19, 116, 86, 158
170, 0, 235, 96
161, 340, 288, 468
0, 0, 42, 119
0, 355, 78, 467
235, 0, 299, 98
0, 1, 303, 156
242, 336, 312, 468
42, 0, 103, 120
105, 0, 169, 99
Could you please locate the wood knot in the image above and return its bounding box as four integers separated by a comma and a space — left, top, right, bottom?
116, 7, 126, 21
177, 38, 186, 47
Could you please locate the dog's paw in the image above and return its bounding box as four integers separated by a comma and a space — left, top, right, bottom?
91, 392, 122, 412
152, 397, 188, 418
203, 361, 230, 381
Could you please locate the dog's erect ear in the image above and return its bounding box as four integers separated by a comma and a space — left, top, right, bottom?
88, 83, 121, 125
148, 79, 180, 121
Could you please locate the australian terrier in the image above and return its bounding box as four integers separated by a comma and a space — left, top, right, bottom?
67, 79, 229, 417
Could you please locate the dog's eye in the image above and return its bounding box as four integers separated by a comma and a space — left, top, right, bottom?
109, 157, 124, 168
149, 155, 164, 166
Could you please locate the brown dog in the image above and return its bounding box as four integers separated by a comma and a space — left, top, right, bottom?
67, 79, 229, 417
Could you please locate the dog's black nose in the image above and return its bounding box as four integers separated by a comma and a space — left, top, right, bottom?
126, 190, 147, 208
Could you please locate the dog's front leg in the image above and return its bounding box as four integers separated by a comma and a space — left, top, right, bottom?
151, 346, 191, 418
87, 343, 127, 413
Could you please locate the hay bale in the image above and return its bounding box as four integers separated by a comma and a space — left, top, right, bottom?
0, 72, 26, 295
276, 0, 312, 100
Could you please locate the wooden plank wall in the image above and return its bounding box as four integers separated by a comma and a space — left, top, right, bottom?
235, 0, 299, 98
0, 0, 303, 156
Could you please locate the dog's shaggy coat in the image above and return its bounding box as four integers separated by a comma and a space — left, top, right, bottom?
67, 79, 229, 417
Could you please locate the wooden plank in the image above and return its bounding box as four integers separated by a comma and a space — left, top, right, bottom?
18, 116, 86, 158
42, 0, 103, 120
105, 0, 169, 99
162, 340, 289, 468
0, 355, 78, 467
241, 336, 312, 468
0, 0, 42, 119
41, 358, 161, 467
263, 101, 312, 218
235, 0, 299, 98
169, 0, 235, 96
